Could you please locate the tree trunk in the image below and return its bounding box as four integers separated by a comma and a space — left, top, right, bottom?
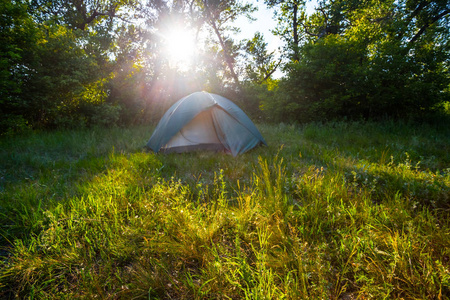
292, 2, 300, 61
210, 21, 240, 86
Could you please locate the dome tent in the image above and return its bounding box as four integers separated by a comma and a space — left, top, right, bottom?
146, 91, 266, 156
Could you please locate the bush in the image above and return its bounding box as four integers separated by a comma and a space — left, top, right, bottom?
0, 114, 31, 136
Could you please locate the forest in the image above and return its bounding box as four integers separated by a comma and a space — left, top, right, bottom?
1, 0, 449, 134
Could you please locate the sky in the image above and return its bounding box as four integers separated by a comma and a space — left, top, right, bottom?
234, 4, 282, 53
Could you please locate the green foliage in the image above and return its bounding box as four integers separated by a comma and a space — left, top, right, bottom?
243, 32, 279, 84
29, 0, 134, 31
0, 0, 38, 134
1, 121, 449, 298
23, 25, 114, 128
233, 81, 277, 120
264, 0, 450, 122
2, 0, 449, 130
0, 0, 139, 132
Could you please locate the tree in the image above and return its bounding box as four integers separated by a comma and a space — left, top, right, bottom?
265, 0, 305, 61
262, 0, 450, 122
0, 0, 39, 133
29, 0, 136, 30
197, 0, 256, 87
243, 32, 280, 84
0, 0, 141, 131
402, 0, 449, 45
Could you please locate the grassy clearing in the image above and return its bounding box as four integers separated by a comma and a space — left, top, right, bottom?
0, 121, 449, 299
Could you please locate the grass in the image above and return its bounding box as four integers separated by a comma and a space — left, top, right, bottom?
0, 120, 449, 299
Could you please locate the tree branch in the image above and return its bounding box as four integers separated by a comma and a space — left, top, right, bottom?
260, 59, 282, 83
409, 9, 449, 44
300, 22, 321, 37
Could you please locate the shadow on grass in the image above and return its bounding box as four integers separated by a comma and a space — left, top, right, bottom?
0, 126, 152, 252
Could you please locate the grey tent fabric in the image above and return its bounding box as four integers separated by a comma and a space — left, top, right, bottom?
146, 91, 266, 156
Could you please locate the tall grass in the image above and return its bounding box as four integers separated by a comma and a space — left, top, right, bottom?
0, 121, 449, 299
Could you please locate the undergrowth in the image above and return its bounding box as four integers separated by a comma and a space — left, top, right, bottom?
0, 121, 449, 299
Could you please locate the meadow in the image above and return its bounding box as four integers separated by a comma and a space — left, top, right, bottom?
0, 121, 449, 299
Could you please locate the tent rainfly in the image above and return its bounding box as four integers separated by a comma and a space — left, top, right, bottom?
146, 91, 267, 156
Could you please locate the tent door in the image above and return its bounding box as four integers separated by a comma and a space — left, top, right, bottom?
162, 109, 225, 152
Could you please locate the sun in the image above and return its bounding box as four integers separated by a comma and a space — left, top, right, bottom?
163, 27, 197, 70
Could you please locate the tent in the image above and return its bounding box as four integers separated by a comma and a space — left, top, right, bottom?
146, 91, 266, 156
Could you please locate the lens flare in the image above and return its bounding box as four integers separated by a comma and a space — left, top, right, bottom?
164, 27, 197, 70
